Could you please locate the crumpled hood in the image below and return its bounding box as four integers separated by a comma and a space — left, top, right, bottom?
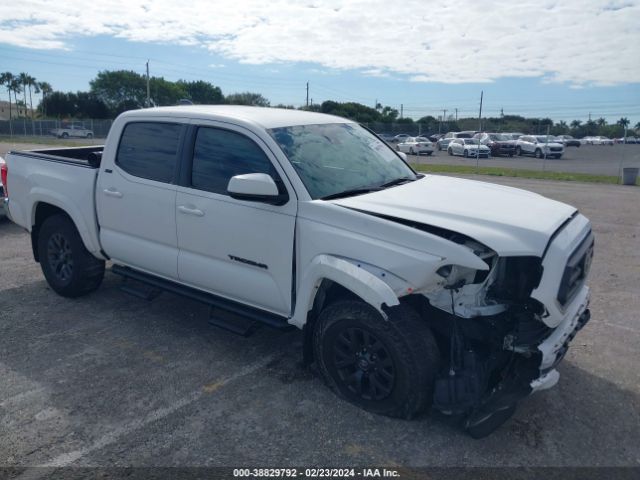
330, 175, 577, 256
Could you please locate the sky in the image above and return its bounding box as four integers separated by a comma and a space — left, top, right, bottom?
1, 0, 639, 124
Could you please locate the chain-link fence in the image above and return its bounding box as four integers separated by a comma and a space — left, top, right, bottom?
0, 119, 113, 138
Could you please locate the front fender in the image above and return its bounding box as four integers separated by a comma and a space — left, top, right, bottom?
290, 254, 403, 328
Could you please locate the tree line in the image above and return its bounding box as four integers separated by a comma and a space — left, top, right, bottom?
1, 69, 638, 137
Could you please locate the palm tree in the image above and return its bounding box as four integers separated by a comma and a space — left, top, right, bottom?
570, 119, 582, 129
38, 81, 52, 117
617, 117, 630, 128
25, 75, 38, 133
1, 72, 14, 133
596, 117, 606, 127
19, 73, 30, 113
557, 120, 568, 133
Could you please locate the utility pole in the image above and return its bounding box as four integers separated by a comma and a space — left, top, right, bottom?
455, 108, 458, 122
442, 109, 447, 132
306, 82, 309, 107
400, 104, 403, 119
478, 90, 483, 132
146, 60, 150, 108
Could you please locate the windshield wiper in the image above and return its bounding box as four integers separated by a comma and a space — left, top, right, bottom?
378, 177, 417, 188
321, 187, 382, 200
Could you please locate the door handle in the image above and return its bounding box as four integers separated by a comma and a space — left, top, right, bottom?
178, 205, 205, 217
103, 188, 123, 198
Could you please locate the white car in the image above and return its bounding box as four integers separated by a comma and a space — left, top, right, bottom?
516, 135, 564, 158
396, 136, 434, 156
3, 106, 593, 437
50, 123, 95, 139
447, 138, 490, 158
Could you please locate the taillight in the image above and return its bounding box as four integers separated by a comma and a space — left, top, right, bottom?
0, 162, 7, 197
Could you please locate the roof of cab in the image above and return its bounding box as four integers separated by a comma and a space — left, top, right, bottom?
119, 105, 353, 129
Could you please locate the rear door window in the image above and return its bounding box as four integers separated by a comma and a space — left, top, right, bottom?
116, 122, 182, 183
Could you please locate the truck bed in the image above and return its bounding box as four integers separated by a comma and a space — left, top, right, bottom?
7, 146, 104, 168
5, 145, 105, 256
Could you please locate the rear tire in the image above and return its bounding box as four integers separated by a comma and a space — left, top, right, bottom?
516, 146, 522, 156
38, 214, 105, 298
448, 148, 453, 156
313, 300, 440, 419
463, 150, 469, 158
535, 149, 543, 158
86, 133, 93, 139
61, 132, 69, 139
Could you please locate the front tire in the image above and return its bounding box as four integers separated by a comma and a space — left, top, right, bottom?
516, 146, 522, 156
313, 300, 440, 419
463, 150, 469, 158
448, 148, 453, 156
38, 214, 105, 298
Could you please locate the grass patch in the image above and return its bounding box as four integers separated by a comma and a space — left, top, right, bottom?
411, 163, 638, 185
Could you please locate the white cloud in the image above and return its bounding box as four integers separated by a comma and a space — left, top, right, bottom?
1, 0, 639, 86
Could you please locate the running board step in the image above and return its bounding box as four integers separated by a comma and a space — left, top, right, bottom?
209, 307, 259, 337
119, 278, 162, 301
111, 265, 292, 334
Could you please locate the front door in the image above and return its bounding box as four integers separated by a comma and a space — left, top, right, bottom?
176, 123, 297, 315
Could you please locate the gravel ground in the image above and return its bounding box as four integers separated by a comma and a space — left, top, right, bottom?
0, 173, 639, 469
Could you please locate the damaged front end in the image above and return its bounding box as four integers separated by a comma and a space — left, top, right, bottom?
408, 224, 593, 437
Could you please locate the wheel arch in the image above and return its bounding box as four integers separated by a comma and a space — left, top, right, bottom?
30, 200, 102, 262
294, 255, 402, 364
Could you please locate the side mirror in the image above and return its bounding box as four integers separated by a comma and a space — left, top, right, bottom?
227, 173, 288, 206
397, 151, 408, 161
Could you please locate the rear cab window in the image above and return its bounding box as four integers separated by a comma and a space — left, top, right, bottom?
116, 122, 182, 183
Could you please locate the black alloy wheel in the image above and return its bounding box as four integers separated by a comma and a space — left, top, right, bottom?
47, 232, 74, 282
332, 326, 395, 401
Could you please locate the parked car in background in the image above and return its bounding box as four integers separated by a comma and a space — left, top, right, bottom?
437, 131, 475, 150
396, 137, 434, 156
389, 133, 411, 144
0, 156, 6, 219
50, 123, 95, 139
516, 135, 564, 158
428, 133, 444, 143
505, 132, 525, 140
377, 133, 396, 142
473, 133, 517, 157
555, 135, 581, 147
448, 138, 491, 158
583, 136, 614, 145
616, 137, 638, 144
594, 136, 614, 145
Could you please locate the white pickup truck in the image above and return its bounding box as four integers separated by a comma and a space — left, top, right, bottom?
2, 106, 593, 437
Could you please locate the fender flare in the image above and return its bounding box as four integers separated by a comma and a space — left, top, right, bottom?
290, 254, 401, 328
29, 190, 102, 256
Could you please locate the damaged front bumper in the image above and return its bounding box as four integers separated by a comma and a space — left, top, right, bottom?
530, 285, 591, 392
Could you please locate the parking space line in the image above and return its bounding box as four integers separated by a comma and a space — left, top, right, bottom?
18, 353, 279, 475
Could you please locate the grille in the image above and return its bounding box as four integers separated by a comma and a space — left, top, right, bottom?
557, 231, 594, 306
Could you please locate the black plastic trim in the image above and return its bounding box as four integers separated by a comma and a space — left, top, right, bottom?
111, 265, 291, 330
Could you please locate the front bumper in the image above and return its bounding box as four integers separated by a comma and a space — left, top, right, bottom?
530, 297, 591, 393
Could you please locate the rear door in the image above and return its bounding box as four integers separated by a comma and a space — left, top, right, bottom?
175, 122, 297, 315
97, 120, 186, 279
